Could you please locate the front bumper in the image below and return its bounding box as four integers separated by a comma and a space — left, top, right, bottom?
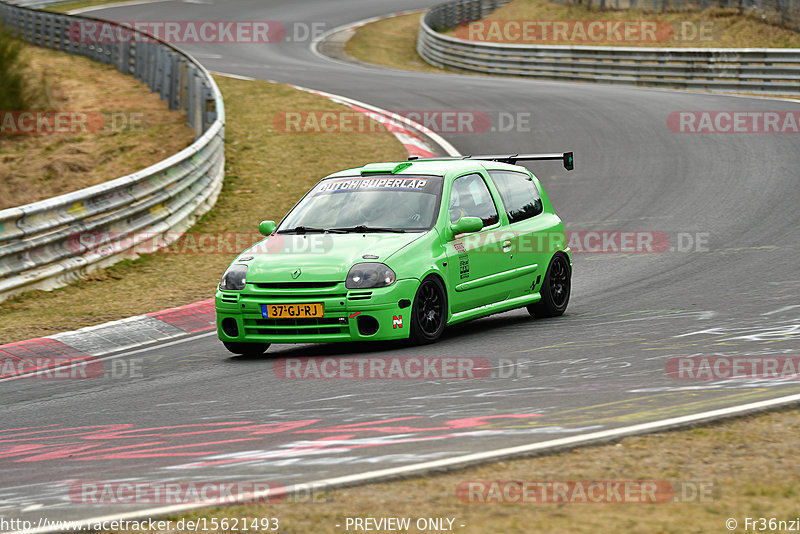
215, 279, 418, 344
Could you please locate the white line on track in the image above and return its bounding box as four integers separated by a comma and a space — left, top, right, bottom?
0, 331, 216, 384
67, 0, 173, 15
763, 305, 800, 315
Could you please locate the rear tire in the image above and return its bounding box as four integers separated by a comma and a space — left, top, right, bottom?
223, 341, 270, 356
527, 254, 571, 318
409, 277, 447, 345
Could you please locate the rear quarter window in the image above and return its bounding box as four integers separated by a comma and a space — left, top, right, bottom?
489, 170, 543, 224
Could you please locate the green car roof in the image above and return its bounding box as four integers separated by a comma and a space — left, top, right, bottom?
326, 159, 532, 179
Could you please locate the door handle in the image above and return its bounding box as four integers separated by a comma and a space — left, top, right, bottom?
502, 240, 512, 253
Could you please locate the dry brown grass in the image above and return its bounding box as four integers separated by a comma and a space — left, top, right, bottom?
0, 45, 194, 209
0, 74, 406, 344
344, 13, 443, 73
450, 0, 800, 47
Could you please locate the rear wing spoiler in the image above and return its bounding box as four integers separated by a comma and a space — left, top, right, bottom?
409, 152, 574, 171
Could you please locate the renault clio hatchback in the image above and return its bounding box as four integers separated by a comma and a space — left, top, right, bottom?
216, 152, 574, 355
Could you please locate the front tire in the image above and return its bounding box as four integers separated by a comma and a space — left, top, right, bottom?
409, 276, 447, 345
223, 341, 270, 356
527, 254, 571, 318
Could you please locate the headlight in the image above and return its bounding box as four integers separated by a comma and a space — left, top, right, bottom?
219, 264, 248, 291
346, 262, 396, 289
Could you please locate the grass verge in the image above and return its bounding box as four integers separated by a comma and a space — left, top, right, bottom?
0, 44, 194, 209
345, 14, 434, 73
0, 73, 406, 344
444, 0, 800, 47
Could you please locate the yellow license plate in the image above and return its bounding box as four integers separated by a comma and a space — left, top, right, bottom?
262, 303, 323, 318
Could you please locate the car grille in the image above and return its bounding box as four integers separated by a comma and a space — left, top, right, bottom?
243, 317, 348, 336
243, 281, 347, 301
240, 281, 351, 337
254, 282, 340, 289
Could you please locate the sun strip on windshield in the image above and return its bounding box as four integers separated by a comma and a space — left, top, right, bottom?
314, 177, 430, 193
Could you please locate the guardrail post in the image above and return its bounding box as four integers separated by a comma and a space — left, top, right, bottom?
46, 12, 54, 48
163, 48, 172, 105
147, 42, 156, 90
168, 52, 179, 110
187, 63, 195, 131
202, 84, 217, 133
33, 10, 42, 46
178, 58, 188, 112
154, 44, 164, 97
187, 63, 202, 136
54, 11, 65, 52
133, 40, 144, 81
120, 39, 131, 75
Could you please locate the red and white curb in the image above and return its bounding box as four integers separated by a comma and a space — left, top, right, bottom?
0, 299, 215, 379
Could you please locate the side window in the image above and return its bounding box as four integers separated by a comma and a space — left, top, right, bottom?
449, 173, 499, 227
489, 170, 543, 223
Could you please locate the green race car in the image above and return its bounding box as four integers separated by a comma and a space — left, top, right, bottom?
216, 152, 574, 355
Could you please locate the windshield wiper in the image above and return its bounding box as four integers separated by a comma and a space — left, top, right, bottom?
277, 226, 347, 234
331, 225, 407, 234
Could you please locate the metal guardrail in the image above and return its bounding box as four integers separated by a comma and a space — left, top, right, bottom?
418, 0, 800, 95
424, 0, 510, 28
0, 1, 225, 301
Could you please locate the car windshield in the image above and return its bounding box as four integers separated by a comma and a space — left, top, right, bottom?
278, 175, 443, 233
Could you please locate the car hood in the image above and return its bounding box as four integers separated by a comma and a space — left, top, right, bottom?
241, 232, 425, 283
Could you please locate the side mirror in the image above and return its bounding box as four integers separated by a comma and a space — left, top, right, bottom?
450, 216, 483, 237
258, 220, 277, 236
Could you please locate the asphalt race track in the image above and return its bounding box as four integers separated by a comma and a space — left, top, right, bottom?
2, 0, 800, 526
